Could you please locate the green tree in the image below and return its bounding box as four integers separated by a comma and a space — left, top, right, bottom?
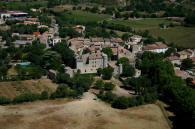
97, 68, 103, 76
164, 47, 176, 57
181, 58, 193, 70
53, 41, 74, 67
102, 68, 113, 80
102, 91, 117, 103
186, 78, 194, 87
41, 51, 61, 70
122, 33, 129, 41
26, 42, 45, 65
104, 82, 115, 91
54, 84, 69, 98
94, 80, 104, 89
102, 47, 113, 60
122, 64, 135, 77
117, 57, 129, 65
55, 73, 71, 84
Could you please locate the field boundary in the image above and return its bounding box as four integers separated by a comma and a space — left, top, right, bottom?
156, 101, 172, 129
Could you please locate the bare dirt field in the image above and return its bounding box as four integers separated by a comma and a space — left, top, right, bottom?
0, 79, 58, 99
0, 92, 170, 129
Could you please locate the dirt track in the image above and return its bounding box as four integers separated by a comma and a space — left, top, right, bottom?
0, 92, 170, 129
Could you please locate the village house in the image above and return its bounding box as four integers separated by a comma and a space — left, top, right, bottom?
0, 36, 2, 42
166, 49, 195, 65
0, 36, 6, 49
12, 33, 35, 41
175, 51, 188, 60
135, 69, 141, 78
125, 41, 143, 54
166, 56, 181, 65
0, 18, 5, 25
0, 11, 28, 19
110, 38, 123, 45
38, 25, 49, 29
131, 35, 142, 43
69, 40, 84, 53
30, 8, 41, 13
104, 38, 111, 46
72, 25, 85, 34
51, 36, 61, 46
76, 51, 108, 74
144, 42, 168, 53
26, 18, 39, 21
65, 51, 108, 77
174, 67, 193, 79
91, 38, 104, 47
108, 61, 123, 76
13, 40, 32, 48
186, 49, 195, 58
48, 69, 57, 80
118, 46, 135, 59
190, 57, 195, 65
24, 21, 40, 26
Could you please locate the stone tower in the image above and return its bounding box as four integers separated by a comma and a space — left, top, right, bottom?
119, 64, 123, 74
102, 53, 108, 68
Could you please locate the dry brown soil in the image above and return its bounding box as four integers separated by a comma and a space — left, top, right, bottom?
0, 92, 170, 129
0, 79, 58, 99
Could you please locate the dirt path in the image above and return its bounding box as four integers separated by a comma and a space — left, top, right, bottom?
0, 92, 170, 129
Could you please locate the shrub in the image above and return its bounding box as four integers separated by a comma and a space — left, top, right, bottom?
102, 68, 113, 80
104, 82, 115, 91
54, 84, 69, 98
112, 96, 129, 109
128, 97, 137, 107
0, 96, 11, 105
94, 80, 104, 89
13, 92, 41, 104
40, 91, 49, 100
102, 91, 117, 103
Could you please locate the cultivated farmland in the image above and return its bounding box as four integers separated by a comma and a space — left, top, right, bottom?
108, 18, 195, 47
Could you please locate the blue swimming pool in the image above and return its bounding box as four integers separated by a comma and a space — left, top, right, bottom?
16, 62, 31, 66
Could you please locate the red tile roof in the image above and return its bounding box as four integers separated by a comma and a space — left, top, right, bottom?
33, 32, 40, 35
166, 56, 180, 61
108, 61, 117, 68
144, 42, 168, 50
0, 11, 27, 14
191, 80, 195, 84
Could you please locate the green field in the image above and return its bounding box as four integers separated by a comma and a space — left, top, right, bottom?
150, 27, 195, 47
69, 11, 110, 23
108, 18, 172, 30
0, 1, 47, 10
109, 18, 195, 47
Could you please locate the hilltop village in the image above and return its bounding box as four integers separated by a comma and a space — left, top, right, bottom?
1, 10, 195, 81
0, 7, 195, 129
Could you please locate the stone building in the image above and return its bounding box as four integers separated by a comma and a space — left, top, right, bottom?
65, 51, 108, 77
144, 42, 168, 53
76, 51, 108, 74
108, 61, 123, 76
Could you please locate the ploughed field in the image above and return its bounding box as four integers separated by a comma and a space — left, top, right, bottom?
0, 92, 170, 129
